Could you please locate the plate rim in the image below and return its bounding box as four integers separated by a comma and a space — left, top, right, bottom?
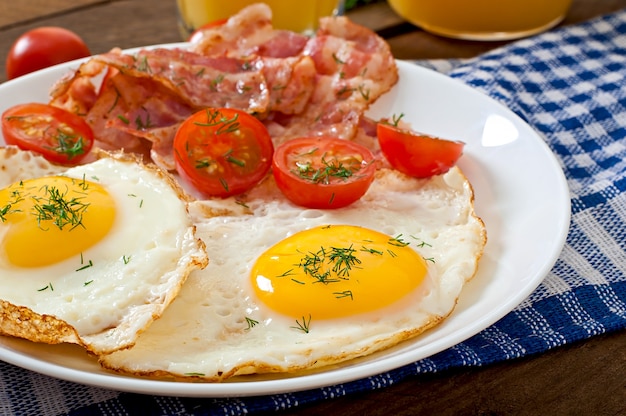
0, 48, 571, 397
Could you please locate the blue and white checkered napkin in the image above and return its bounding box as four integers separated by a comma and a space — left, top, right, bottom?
3, 9, 626, 416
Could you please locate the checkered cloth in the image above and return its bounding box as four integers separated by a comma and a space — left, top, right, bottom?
3, 9, 626, 416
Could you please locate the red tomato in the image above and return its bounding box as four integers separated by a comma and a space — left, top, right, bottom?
187, 19, 228, 43
173, 108, 274, 198
272, 137, 376, 209
2, 103, 94, 165
6, 27, 91, 80
377, 122, 464, 178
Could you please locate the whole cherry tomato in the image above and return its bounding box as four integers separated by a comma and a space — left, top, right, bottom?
173, 107, 274, 198
377, 120, 464, 178
6, 27, 91, 80
272, 137, 376, 209
1, 103, 94, 165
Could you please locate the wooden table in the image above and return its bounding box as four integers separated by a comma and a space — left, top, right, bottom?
1, 1, 625, 415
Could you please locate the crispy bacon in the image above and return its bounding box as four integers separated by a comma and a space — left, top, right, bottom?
265, 15, 399, 145
259, 56, 317, 115
49, 58, 107, 115
93, 48, 269, 112
46, 2, 398, 172
91, 72, 196, 168
189, 3, 308, 59
255, 30, 309, 58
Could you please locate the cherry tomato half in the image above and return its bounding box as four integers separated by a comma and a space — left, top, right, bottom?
272, 137, 376, 209
6, 27, 91, 80
173, 108, 274, 198
377, 122, 464, 178
1, 103, 94, 165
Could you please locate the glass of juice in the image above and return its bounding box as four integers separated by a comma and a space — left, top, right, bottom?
387, 0, 572, 41
177, 0, 345, 39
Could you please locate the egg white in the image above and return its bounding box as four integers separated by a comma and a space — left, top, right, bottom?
99, 166, 486, 380
0, 149, 208, 354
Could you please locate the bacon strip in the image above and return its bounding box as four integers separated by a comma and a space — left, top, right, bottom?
265, 15, 399, 145
49, 58, 107, 115
259, 56, 317, 115
93, 48, 269, 113
47, 3, 398, 172
189, 3, 308, 59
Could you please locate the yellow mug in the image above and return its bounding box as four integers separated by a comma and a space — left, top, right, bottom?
177, 0, 345, 39
387, 0, 573, 41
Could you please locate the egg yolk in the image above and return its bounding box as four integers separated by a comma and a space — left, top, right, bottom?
250, 225, 428, 320
0, 176, 116, 267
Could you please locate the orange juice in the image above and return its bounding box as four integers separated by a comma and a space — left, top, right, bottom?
387, 0, 572, 40
177, 0, 343, 38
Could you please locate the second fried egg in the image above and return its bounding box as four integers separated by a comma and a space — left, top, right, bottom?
99, 166, 486, 380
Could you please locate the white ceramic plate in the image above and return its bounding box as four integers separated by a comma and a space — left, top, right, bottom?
0, 50, 570, 397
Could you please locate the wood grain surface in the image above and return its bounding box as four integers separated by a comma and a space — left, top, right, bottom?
0, 1, 625, 414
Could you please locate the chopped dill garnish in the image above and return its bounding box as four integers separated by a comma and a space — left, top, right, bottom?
32, 185, 89, 231
333, 290, 354, 300
388, 234, 410, 247
291, 314, 311, 333
37, 283, 53, 292
361, 246, 383, 255
194, 108, 239, 134
235, 200, 249, 209
51, 129, 86, 160
245, 317, 259, 330
295, 245, 362, 284
277, 269, 295, 277
292, 155, 361, 185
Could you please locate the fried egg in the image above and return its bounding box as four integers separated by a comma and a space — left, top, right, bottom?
0, 147, 208, 355
99, 166, 486, 381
